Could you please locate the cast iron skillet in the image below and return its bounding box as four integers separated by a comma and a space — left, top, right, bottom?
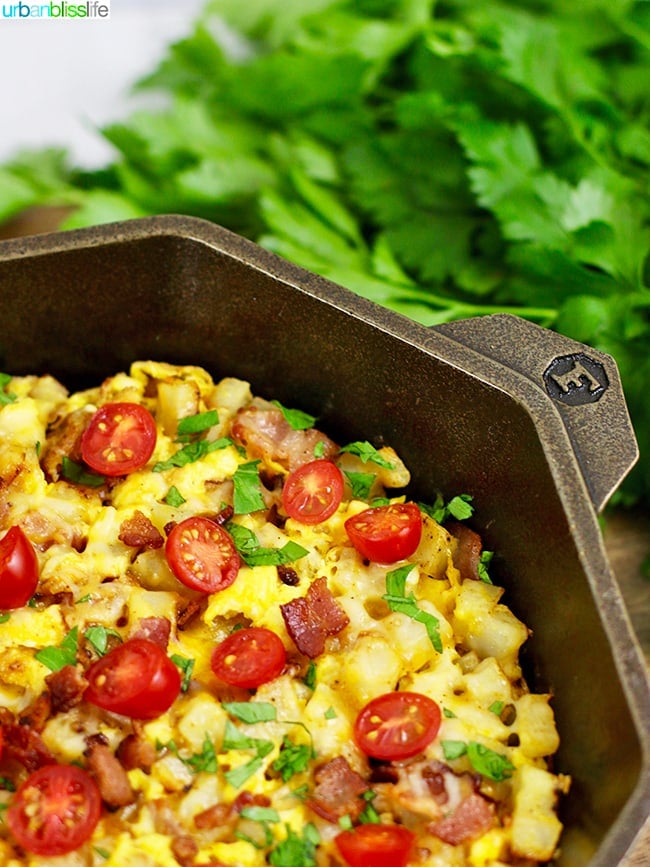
0, 215, 648, 865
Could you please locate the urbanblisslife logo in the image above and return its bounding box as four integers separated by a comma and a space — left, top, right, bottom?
1, 1, 110, 17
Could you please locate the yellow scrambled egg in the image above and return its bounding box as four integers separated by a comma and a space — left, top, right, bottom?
0, 362, 569, 866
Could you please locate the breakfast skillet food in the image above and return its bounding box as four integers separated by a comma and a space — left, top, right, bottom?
0, 361, 569, 866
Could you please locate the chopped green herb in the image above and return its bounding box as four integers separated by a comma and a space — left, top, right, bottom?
383, 565, 442, 652
338, 815, 353, 830
344, 470, 377, 500
75, 594, 92, 604
35, 626, 79, 671
0, 613, 10, 624
176, 409, 219, 438
0, 373, 16, 406
164, 485, 186, 507
421, 493, 475, 524
171, 653, 195, 691
359, 790, 381, 824
0, 777, 16, 792
269, 824, 319, 867
303, 661, 317, 690
271, 736, 313, 782
185, 734, 218, 774
313, 441, 326, 458
489, 700, 505, 716
271, 400, 316, 431
478, 550, 494, 584
223, 701, 277, 724
228, 523, 308, 567
83, 625, 122, 656
324, 706, 337, 720
339, 441, 394, 469
61, 456, 105, 488
94, 847, 111, 859
441, 740, 468, 761
233, 460, 266, 514
240, 805, 281, 824
152, 437, 232, 472
467, 741, 514, 782
443, 707, 457, 719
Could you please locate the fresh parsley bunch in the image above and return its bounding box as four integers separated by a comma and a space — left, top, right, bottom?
1, 0, 649, 504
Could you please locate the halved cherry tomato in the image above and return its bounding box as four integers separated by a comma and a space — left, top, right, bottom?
211, 627, 286, 688
7, 764, 101, 856
345, 502, 422, 564
282, 460, 344, 524
80, 402, 157, 476
84, 637, 181, 720
165, 516, 241, 593
0, 525, 39, 610
335, 823, 415, 867
354, 691, 441, 761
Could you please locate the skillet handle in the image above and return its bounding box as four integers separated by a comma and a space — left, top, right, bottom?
433, 313, 639, 513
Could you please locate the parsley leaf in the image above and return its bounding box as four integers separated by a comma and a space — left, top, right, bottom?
383, 564, 442, 653
339, 441, 394, 469
83, 625, 121, 656
61, 457, 105, 488
477, 550, 494, 584
228, 523, 308, 567
223, 701, 277, 724
344, 470, 377, 500
441, 740, 514, 781
421, 493, 475, 524
170, 653, 195, 691
35, 626, 79, 671
0, 372, 16, 406
269, 824, 320, 867
233, 460, 266, 514
164, 485, 186, 507
271, 735, 313, 782
152, 437, 232, 472
271, 400, 316, 430
176, 409, 219, 438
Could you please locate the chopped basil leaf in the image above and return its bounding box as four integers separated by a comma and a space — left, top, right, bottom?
0, 613, 10, 624
324, 706, 337, 720
84, 625, 122, 656
0, 373, 16, 406
222, 720, 259, 751
240, 804, 281, 824
384, 565, 442, 653
152, 437, 232, 472
225, 755, 265, 788
93, 848, 111, 860
420, 492, 474, 523
339, 440, 394, 469
441, 739, 468, 761
303, 661, 317, 690
271, 400, 316, 431
223, 701, 277, 724
359, 790, 381, 824
171, 653, 195, 691
343, 470, 376, 500
338, 815, 353, 830
228, 523, 308, 567
313, 441, 326, 458
176, 409, 219, 438
271, 736, 313, 782
443, 707, 457, 719
61, 456, 106, 488
35, 626, 79, 671
164, 485, 186, 507
489, 700, 505, 716
467, 741, 514, 781
478, 550, 494, 584
269, 824, 319, 867
233, 460, 266, 514
185, 734, 218, 774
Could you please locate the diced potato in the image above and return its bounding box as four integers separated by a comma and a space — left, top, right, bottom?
157, 378, 201, 438
515, 693, 560, 758
340, 631, 402, 706
510, 764, 564, 860
414, 515, 455, 580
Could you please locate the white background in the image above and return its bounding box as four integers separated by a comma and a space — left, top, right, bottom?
0, 0, 207, 166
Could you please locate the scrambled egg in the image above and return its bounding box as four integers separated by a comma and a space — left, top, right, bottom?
0, 362, 569, 866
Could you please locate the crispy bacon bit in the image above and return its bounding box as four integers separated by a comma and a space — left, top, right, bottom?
45, 664, 88, 714
278, 565, 300, 586
428, 792, 495, 845
116, 732, 157, 774
40, 408, 92, 481
171, 835, 199, 867
85, 740, 135, 810
307, 756, 369, 823
131, 616, 172, 648
194, 802, 233, 831
280, 576, 349, 658
118, 509, 164, 550
231, 404, 338, 472
18, 692, 52, 732
233, 791, 272, 812
1, 722, 56, 772
177, 597, 208, 631
450, 522, 483, 581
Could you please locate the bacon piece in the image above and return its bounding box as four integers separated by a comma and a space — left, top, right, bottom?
177, 597, 207, 631
428, 792, 495, 845
1, 723, 55, 772
450, 523, 483, 581
18, 692, 52, 732
231, 404, 338, 472
41, 408, 92, 482
194, 802, 233, 831
118, 510, 164, 550
171, 835, 199, 867
85, 740, 135, 810
116, 732, 157, 774
307, 756, 369, 823
280, 577, 349, 658
131, 616, 171, 648
45, 664, 88, 714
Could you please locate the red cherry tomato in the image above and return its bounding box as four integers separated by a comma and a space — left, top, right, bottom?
7, 764, 101, 856
345, 503, 422, 564
84, 637, 181, 720
0, 525, 39, 610
335, 823, 415, 867
165, 516, 241, 593
211, 627, 286, 689
282, 460, 344, 524
354, 691, 441, 761
80, 402, 157, 476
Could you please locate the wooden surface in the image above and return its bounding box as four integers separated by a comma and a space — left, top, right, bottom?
1, 210, 649, 863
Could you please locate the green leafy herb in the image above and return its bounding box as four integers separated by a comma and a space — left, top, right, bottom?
223, 701, 277, 724
0, 613, 10, 624
61, 457, 105, 488
152, 437, 232, 472
83, 625, 122, 656
383, 564, 442, 652
441, 740, 514, 781
185, 734, 218, 774
441, 740, 469, 762
477, 550, 494, 584
271, 736, 313, 782
94, 848, 111, 860
228, 523, 308, 566
489, 700, 505, 716
176, 409, 219, 438
35, 626, 79, 671
421, 493, 474, 524
240, 805, 281, 824
443, 707, 456, 719
0, 373, 16, 406
338, 815, 353, 831
0, 777, 16, 792
359, 790, 381, 824
271, 400, 316, 431
344, 470, 377, 500
339, 441, 394, 469
171, 653, 195, 691
269, 824, 320, 867
233, 460, 266, 514
313, 441, 326, 458
303, 661, 316, 690
164, 485, 186, 507
324, 706, 337, 720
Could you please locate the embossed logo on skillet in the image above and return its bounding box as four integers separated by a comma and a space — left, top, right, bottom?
543, 353, 609, 405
